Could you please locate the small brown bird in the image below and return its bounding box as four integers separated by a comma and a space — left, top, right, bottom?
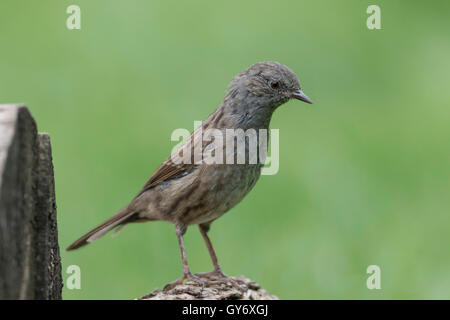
67, 61, 312, 289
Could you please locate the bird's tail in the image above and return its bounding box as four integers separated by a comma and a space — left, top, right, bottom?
66, 206, 138, 251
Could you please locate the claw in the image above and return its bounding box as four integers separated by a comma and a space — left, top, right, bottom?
163, 274, 186, 291
195, 269, 246, 291
163, 272, 207, 291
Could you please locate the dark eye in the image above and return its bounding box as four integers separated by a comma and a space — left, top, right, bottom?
271, 81, 280, 89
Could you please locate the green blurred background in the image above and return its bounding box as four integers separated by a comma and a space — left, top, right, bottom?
1, 0, 449, 299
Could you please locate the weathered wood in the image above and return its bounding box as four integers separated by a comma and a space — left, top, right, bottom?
34, 133, 62, 299
139, 276, 278, 300
0, 104, 62, 300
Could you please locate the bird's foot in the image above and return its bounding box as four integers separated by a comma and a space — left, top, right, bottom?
195, 269, 246, 291
163, 272, 206, 291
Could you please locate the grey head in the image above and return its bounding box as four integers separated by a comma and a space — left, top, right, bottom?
226, 61, 312, 112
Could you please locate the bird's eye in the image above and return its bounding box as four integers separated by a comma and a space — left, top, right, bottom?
271, 81, 280, 89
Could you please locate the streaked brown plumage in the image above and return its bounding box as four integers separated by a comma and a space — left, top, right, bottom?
67, 61, 312, 289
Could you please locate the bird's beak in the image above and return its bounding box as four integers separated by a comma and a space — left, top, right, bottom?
291, 89, 313, 104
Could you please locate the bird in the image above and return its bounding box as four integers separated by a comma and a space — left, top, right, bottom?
67, 61, 312, 290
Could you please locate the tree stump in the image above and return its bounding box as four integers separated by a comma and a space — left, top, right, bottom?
139, 276, 278, 300
0, 104, 62, 300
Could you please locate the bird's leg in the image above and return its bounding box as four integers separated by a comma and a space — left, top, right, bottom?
195, 223, 245, 290
163, 224, 205, 291
197, 223, 222, 275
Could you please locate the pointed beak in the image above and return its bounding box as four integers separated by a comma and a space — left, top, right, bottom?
291, 89, 313, 104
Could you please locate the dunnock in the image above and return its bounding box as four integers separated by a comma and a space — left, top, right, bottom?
67, 61, 312, 289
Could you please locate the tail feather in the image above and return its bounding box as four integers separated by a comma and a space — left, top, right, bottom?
66, 207, 137, 251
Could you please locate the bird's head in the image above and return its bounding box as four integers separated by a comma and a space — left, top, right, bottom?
227, 61, 312, 111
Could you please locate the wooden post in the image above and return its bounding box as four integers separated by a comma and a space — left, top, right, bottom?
0, 104, 62, 300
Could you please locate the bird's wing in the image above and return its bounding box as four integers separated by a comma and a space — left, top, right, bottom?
134, 124, 205, 198
136, 158, 196, 196
135, 106, 224, 197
